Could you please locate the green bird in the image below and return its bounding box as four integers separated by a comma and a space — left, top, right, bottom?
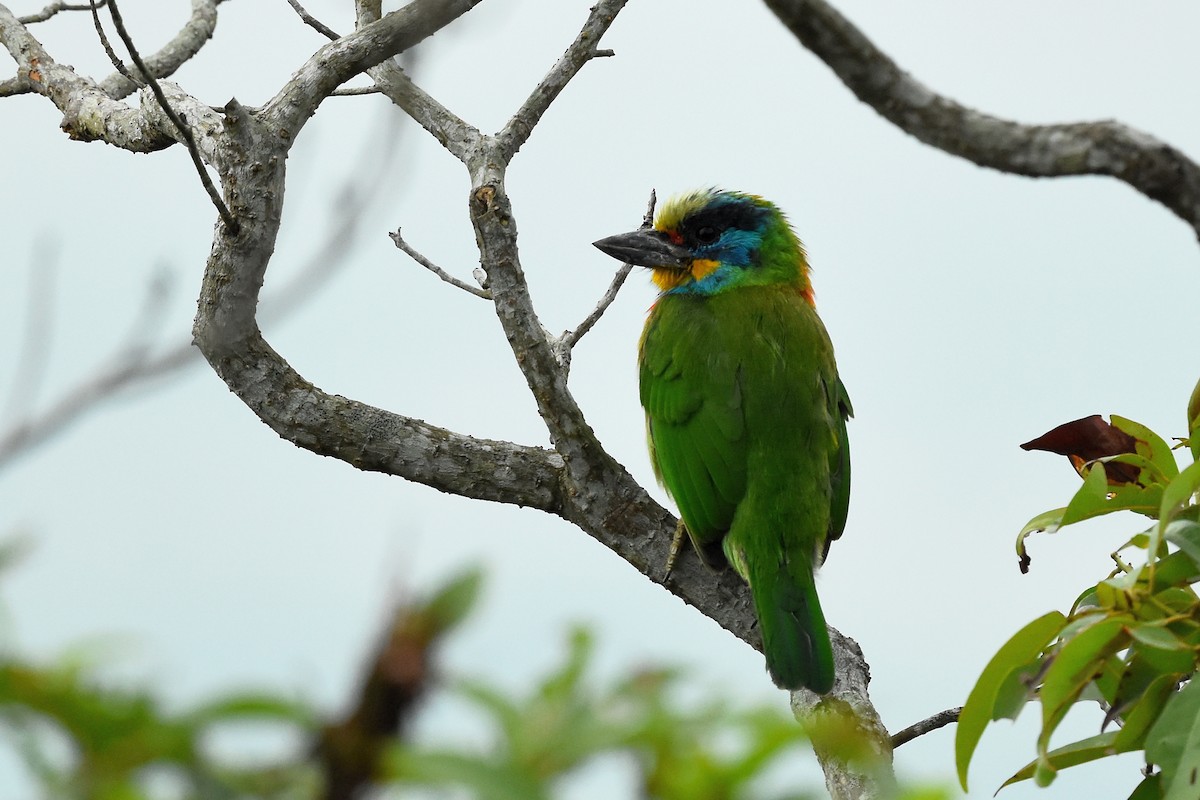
594, 189, 851, 693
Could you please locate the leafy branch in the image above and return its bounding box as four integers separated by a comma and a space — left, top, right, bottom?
957, 383, 1200, 797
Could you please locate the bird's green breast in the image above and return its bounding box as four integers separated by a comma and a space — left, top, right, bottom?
639, 285, 843, 561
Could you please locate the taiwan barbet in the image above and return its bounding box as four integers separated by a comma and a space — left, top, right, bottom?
594, 189, 852, 693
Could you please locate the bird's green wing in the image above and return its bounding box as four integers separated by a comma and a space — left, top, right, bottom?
825, 376, 853, 552
640, 308, 748, 558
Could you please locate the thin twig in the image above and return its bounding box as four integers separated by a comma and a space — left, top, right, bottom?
495, 0, 628, 162
88, 0, 136, 84
351, 0, 479, 162
101, 0, 239, 233
389, 229, 491, 300
97, 0, 223, 102
559, 263, 630, 356
639, 188, 657, 229
258, 0, 482, 138
19, 0, 104, 24
556, 188, 654, 356
890, 707, 961, 749
331, 85, 382, 97
284, 0, 339, 40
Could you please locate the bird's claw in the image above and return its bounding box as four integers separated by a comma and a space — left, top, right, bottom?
663, 519, 688, 581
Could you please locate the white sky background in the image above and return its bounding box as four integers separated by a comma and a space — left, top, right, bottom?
2, 1, 1199, 797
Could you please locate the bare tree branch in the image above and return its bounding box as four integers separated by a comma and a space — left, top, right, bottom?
763, 0, 1200, 241
890, 707, 961, 749
97, 0, 220, 100
553, 263, 630, 370
794, 635, 896, 800
259, 0, 481, 139
366, 62, 480, 163
0, 5, 177, 149
354, 2, 482, 163
330, 84, 380, 97
88, 0, 137, 85
284, 0, 339, 41
0, 72, 29, 94
551, 189, 653, 370
104, 0, 237, 231
5, 0, 219, 99
18, 0, 103, 24
389, 228, 491, 300
494, 0, 624, 162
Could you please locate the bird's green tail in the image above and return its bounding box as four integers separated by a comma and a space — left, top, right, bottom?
750, 554, 835, 693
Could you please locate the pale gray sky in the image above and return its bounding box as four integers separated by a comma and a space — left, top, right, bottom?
2, 1, 1199, 797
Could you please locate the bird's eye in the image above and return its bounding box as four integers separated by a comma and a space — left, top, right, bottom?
695, 225, 719, 244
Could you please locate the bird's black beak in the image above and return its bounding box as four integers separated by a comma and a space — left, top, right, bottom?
593, 228, 692, 271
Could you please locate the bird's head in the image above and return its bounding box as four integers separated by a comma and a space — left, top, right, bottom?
593, 189, 812, 301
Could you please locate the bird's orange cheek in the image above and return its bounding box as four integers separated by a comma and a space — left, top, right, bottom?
650, 259, 720, 290
691, 259, 720, 281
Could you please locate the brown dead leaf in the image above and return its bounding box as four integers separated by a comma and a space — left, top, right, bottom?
1020, 415, 1141, 485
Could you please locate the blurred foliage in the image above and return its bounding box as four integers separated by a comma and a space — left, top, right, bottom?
0, 658, 319, 799
957, 377, 1200, 798
385, 626, 815, 800
0, 553, 951, 799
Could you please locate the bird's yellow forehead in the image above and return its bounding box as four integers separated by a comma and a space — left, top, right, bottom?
654, 189, 766, 236
654, 190, 719, 234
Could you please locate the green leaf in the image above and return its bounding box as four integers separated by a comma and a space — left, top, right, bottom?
423, 567, 484, 634
1160, 461, 1200, 528
1054, 609, 1110, 643
1016, 508, 1067, 571
992, 663, 1038, 722
1061, 462, 1113, 527
1129, 646, 1195, 689
1000, 731, 1121, 788
1040, 618, 1129, 716
1115, 647, 1192, 715
1188, 375, 1200, 463
1147, 551, 1200, 593
455, 679, 523, 744
1091, 653, 1125, 706
1130, 624, 1192, 653
1113, 673, 1179, 752
1146, 678, 1200, 800
185, 692, 316, 728
1107, 482, 1168, 519
1129, 772, 1163, 800
383, 746, 550, 800
955, 611, 1066, 791
1113, 416, 1180, 481
1154, 588, 1200, 618
1037, 617, 1131, 784
1164, 520, 1200, 570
